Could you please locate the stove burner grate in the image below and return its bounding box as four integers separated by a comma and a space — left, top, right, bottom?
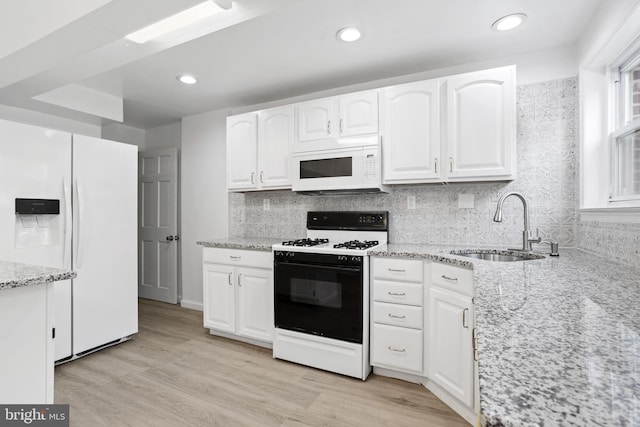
282, 238, 329, 247
333, 240, 379, 250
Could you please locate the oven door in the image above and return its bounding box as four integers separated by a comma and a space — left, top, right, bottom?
274, 260, 363, 344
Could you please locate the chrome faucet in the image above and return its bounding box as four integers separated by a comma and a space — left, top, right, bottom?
493, 192, 541, 251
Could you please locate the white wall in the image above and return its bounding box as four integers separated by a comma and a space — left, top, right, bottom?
145, 122, 182, 150
0, 104, 101, 137
180, 108, 229, 310
233, 46, 579, 115
102, 122, 145, 148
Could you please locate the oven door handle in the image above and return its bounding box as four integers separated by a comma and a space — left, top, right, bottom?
275, 261, 361, 273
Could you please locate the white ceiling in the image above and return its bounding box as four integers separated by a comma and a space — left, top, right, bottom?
0, 0, 607, 129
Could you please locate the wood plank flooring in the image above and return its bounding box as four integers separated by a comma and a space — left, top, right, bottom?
55, 299, 469, 426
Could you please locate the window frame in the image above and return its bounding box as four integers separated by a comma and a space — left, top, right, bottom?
608, 44, 640, 204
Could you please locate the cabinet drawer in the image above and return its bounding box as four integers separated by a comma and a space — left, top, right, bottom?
431, 262, 474, 296
373, 280, 423, 306
373, 257, 423, 282
373, 302, 422, 329
203, 248, 272, 269
372, 324, 423, 373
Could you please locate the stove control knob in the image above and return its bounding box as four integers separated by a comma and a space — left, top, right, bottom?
376, 215, 384, 223
351, 256, 361, 264
337, 255, 348, 262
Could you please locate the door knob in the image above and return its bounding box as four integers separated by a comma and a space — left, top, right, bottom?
166, 236, 174, 241
174, 235, 180, 241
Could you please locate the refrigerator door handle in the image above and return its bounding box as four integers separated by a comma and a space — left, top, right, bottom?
63, 177, 71, 268
74, 179, 84, 268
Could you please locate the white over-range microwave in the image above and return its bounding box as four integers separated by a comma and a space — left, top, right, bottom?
291, 136, 388, 194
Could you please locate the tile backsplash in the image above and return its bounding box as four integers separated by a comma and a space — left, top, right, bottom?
230, 77, 579, 249
577, 220, 640, 266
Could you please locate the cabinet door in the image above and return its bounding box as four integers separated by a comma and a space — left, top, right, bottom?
382, 80, 441, 183
236, 267, 273, 342
445, 66, 515, 181
258, 106, 293, 189
203, 263, 236, 333
338, 90, 379, 137
296, 99, 334, 142
227, 113, 258, 190
428, 287, 474, 407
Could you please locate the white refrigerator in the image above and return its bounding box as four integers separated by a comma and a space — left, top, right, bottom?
0, 119, 138, 361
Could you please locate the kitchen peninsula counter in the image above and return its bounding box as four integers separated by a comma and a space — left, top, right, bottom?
1, 260, 75, 404
0, 260, 76, 290
369, 244, 640, 426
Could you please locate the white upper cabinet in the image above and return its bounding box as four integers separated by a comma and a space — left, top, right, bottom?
258, 106, 293, 189
382, 79, 442, 184
445, 65, 516, 181
227, 113, 258, 191
227, 107, 293, 192
295, 90, 379, 147
338, 91, 379, 137
297, 99, 334, 142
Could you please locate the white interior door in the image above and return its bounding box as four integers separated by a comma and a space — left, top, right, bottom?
139, 147, 179, 304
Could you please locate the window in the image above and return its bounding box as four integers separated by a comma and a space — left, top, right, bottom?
611, 51, 640, 202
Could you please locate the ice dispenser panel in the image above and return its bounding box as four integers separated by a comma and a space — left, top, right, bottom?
15, 198, 60, 215
15, 198, 61, 248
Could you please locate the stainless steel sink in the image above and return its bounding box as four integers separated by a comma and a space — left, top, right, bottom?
450, 250, 544, 262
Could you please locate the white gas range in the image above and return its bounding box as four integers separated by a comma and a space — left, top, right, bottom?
272, 211, 388, 380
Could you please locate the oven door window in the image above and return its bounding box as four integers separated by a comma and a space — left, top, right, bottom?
274, 262, 363, 343
299, 157, 353, 179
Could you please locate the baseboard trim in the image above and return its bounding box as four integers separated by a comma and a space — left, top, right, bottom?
180, 300, 203, 311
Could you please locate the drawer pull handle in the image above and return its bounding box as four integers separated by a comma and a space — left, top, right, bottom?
388, 314, 406, 319
463, 308, 469, 328
441, 274, 458, 281
230, 256, 241, 260
388, 268, 406, 273
388, 292, 406, 296
237, 273, 242, 287
227, 272, 232, 286
388, 346, 406, 353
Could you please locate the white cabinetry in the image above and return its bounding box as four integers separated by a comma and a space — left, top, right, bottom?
296, 90, 378, 146
428, 262, 475, 408
445, 66, 516, 181
227, 107, 293, 192
382, 79, 442, 183
370, 256, 478, 425
0, 283, 54, 404
370, 257, 425, 375
202, 248, 273, 345
227, 113, 258, 191
381, 65, 516, 184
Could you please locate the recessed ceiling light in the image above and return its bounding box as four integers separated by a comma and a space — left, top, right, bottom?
177, 74, 197, 85
336, 27, 362, 42
491, 13, 527, 31
125, 0, 232, 44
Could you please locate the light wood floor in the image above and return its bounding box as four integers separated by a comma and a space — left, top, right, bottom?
55, 299, 468, 426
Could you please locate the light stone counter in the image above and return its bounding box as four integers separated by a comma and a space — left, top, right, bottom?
196, 237, 290, 251
369, 244, 640, 427
0, 260, 76, 290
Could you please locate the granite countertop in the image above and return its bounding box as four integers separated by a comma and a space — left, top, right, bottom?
370, 243, 640, 426
0, 260, 76, 291
196, 237, 289, 251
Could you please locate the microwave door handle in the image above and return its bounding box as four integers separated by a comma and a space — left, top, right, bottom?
275, 261, 361, 273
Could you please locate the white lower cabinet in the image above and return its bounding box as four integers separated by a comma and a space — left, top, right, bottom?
202, 248, 273, 345
370, 256, 477, 424
428, 286, 474, 407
